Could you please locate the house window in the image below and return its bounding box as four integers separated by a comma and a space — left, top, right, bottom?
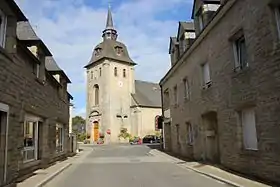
173, 85, 178, 106
56, 124, 64, 152
0, 9, 7, 48
36, 64, 40, 78
198, 14, 204, 31
240, 107, 258, 150
187, 122, 194, 145
163, 89, 170, 109
234, 35, 248, 70
94, 84, 99, 105
180, 36, 186, 53
183, 78, 190, 100
99, 67, 102, 77
202, 62, 211, 88
123, 69, 126, 78
114, 67, 118, 76
274, 6, 280, 39
23, 115, 41, 162
0, 103, 8, 170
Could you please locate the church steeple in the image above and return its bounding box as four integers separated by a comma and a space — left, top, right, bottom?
102, 5, 118, 41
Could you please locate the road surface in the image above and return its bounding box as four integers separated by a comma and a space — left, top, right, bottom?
45, 144, 231, 187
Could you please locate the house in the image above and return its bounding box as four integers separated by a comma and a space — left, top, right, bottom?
160, 0, 280, 184
0, 1, 72, 186
85, 6, 162, 143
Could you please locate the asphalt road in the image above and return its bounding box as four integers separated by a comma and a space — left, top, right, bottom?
45, 144, 231, 187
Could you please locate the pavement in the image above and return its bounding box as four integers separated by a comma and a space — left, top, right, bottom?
16, 144, 272, 187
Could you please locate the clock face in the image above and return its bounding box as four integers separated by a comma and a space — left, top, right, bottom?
118, 81, 123, 87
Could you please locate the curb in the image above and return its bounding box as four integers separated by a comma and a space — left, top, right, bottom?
149, 149, 242, 187
182, 165, 243, 187
35, 163, 72, 187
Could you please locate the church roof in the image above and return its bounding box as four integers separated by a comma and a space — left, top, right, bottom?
132, 80, 162, 108
85, 39, 136, 68
84, 6, 136, 68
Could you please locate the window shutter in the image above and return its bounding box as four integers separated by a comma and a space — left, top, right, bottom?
203, 63, 210, 84
242, 108, 258, 150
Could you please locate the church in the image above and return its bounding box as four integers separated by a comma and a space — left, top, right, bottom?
84, 7, 162, 143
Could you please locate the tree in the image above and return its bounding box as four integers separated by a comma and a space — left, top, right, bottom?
72, 116, 86, 134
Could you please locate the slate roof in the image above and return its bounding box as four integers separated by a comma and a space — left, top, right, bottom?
7, 0, 27, 21
132, 80, 162, 108
45, 56, 61, 71
17, 21, 40, 41
180, 21, 195, 31
45, 56, 71, 83
85, 39, 136, 68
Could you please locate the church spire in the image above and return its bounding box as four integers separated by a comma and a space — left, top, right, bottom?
102, 4, 118, 41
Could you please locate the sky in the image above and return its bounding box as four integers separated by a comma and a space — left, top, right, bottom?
15, 0, 194, 118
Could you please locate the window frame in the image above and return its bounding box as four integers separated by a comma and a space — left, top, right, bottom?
23, 115, 40, 163
56, 124, 64, 153
183, 78, 190, 101
240, 107, 258, 151
233, 35, 248, 71
274, 6, 280, 40
186, 122, 194, 145
201, 62, 212, 89
0, 103, 9, 184
0, 8, 7, 48
173, 85, 178, 106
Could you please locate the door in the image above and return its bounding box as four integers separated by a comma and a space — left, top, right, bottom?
203, 112, 220, 163
0, 110, 8, 185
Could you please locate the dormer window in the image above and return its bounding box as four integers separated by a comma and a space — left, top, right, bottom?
0, 9, 7, 48
115, 46, 123, 56
179, 35, 186, 53
95, 47, 102, 57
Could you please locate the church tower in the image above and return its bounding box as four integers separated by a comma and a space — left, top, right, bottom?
85, 6, 136, 143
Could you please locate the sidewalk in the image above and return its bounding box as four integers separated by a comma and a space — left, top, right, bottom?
17, 148, 90, 187
149, 149, 272, 187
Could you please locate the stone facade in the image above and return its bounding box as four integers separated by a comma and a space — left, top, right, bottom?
161, 0, 280, 184
0, 1, 72, 186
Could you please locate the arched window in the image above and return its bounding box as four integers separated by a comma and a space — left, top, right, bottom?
114, 67, 118, 76
94, 84, 99, 105
91, 71, 93, 79
123, 69, 126, 78
99, 67, 102, 76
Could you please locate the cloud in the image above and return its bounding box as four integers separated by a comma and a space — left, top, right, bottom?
15, 0, 192, 117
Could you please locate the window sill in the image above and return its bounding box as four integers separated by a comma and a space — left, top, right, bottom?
239, 148, 259, 157
231, 66, 251, 78
202, 81, 212, 90
21, 159, 41, 169
35, 78, 45, 85
184, 97, 190, 103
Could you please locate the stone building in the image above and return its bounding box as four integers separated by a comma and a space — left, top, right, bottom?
85, 7, 161, 143
160, 0, 280, 184
0, 1, 72, 186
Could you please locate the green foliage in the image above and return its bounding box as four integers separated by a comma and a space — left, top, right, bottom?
118, 128, 131, 139
72, 116, 85, 126
77, 133, 87, 142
